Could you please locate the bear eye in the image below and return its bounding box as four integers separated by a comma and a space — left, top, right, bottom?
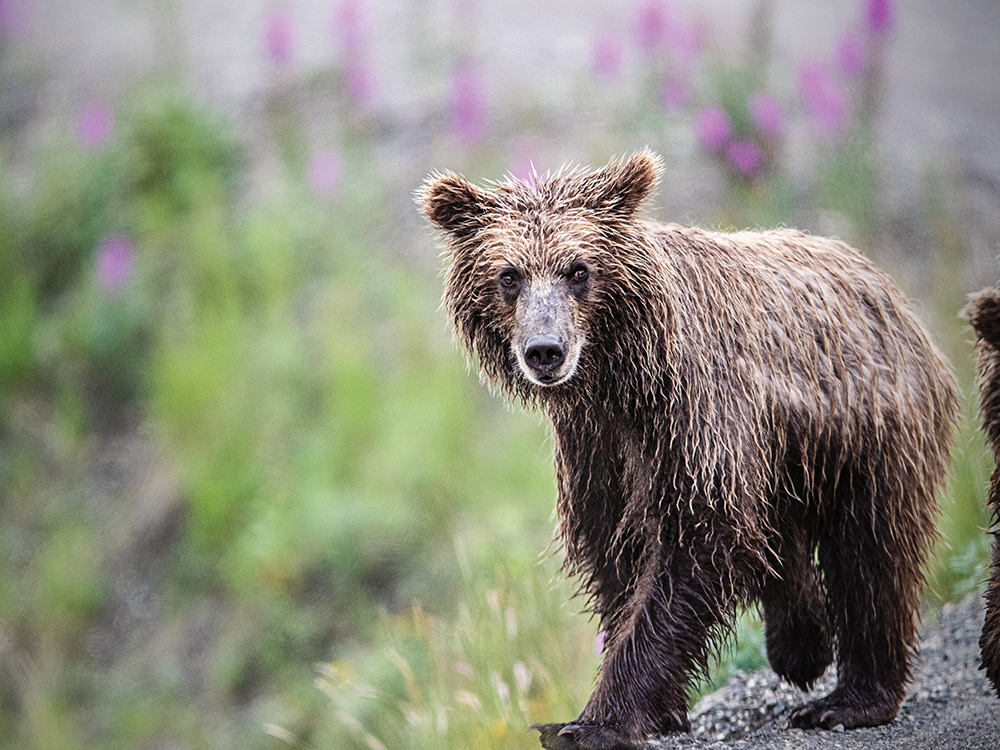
497, 269, 521, 302
568, 264, 589, 285
499, 270, 518, 289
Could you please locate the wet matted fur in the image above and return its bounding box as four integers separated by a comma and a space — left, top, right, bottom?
964, 286, 1000, 696
420, 151, 960, 750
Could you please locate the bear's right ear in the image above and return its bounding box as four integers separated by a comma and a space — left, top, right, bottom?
419, 172, 496, 239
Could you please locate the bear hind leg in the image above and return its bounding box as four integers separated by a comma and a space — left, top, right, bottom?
789, 472, 924, 729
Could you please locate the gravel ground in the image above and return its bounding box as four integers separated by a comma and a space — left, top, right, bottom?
646, 594, 998, 750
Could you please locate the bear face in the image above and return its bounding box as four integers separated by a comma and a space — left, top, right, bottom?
495, 256, 590, 387
420, 152, 662, 395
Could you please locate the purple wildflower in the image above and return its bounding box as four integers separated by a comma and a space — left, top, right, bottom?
77, 101, 114, 149
308, 150, 341, 197
450, 62, 487, 145
345, 61, 374, 104
749, 93, 784, 137
660, 73, 690, 110
594, 630, 606, 656
0, 0, 25, 34
263, 9, 293, 63
669, 18, 705, 64
334, 0, 366, 51
0, 0, 11, 34
592, 30, 623, 80
695, 107, 732, 151
865, 0, 894, 35
96, 235, 134, 293
634, 0, 670, 53
797, 62, 847, 135
837, 31, 865, 75
726, 139, 762, 177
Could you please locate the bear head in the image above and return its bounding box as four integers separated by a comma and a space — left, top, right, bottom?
420, 150, 662, 399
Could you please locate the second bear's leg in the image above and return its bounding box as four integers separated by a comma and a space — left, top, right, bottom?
789, 471, 926, 729
760, 529, 833, 691
981, 527, 1000, 694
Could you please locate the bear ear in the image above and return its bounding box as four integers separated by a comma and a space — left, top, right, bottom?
580, 150, 662, 218
965, 287, 1000, 347
419, 172, 497, 238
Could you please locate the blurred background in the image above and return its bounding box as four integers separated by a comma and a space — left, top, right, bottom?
0, 0, 997, 748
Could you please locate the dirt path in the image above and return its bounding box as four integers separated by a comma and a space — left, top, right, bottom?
650, 594, 998, 750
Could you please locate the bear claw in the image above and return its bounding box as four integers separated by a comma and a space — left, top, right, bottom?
528, 721, 645, 750
788, 690, 899, 730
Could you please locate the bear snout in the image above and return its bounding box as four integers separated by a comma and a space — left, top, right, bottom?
524, 334, 567, 381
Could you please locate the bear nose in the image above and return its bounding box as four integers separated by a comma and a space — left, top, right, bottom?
524, 335, 566, 375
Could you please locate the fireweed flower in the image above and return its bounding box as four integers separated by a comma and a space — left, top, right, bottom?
798, 62, 847, 135
634, 0, 669, 53
345, 62, 374, 103
263, 9, 293, 63
308, 150, 341, 197
837, 31, 866, 76
450, 62, 486, 145
96, 235, 134, 294
0, 0, 23, 35
726, 139, 762, 177
592, 30, 623, 80
669, 18, 704, 64
334, 0, 365, 51
661, 73, 690, 110
77, 101, 113, 149
696, 107, 732, 151
866, 0, 894, 35
749, 92, 784, 137
333, 0, 375, 103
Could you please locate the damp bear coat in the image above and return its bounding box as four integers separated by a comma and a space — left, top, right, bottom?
420, 152, 959, 750
965, 287, 1000, 696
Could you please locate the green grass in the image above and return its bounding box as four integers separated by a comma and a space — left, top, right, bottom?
309, 557, 600, 750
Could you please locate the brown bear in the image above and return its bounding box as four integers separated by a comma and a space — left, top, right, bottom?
964, 286, 1000, 696
420, 151, 959, 750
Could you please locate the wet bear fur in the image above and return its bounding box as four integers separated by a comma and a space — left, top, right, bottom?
420, 151, 959, 749
964, 286, 1000, 696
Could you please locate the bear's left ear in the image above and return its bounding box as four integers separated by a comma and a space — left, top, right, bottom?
580, 150, 662, 218
419, 172, 497, 239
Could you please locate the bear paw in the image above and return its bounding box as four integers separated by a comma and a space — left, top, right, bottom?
765, 607, 833, 692
767, 634, 832, 692
529, 722, 645, 750
788, 688, 899, 730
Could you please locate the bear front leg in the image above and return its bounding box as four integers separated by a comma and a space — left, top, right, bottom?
529, 722, 646, 750
535, 531, 743, 750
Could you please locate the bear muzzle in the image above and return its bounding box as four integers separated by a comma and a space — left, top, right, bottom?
523, 334, 567, 383
512, 280, 584, 387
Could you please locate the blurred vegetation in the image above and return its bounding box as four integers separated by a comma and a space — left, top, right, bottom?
0, 1, 994, 749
